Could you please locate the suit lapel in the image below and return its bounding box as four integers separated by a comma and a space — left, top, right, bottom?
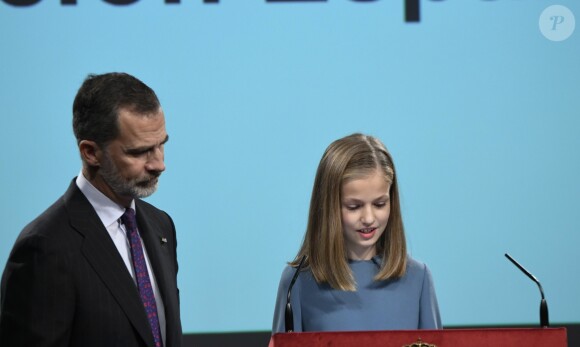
135, 206, 169, 301
135, 203, 173, 324
63, 182, 155, 347
135, 200, 181, 346
136, 201, 181, 347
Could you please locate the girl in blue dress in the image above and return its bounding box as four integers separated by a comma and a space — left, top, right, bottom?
272, 133, 441, 333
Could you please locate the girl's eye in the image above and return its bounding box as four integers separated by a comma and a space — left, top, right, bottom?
345, 205, 359, 211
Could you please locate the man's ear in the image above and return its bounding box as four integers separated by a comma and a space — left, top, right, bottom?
79, 140, 102, 167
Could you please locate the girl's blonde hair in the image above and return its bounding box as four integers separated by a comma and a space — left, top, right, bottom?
290, 133, 407, 291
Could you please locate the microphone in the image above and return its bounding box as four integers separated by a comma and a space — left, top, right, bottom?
285, 255, 307, 333
504, 253, 549, 327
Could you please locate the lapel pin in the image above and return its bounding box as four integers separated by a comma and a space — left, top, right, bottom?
160, 237, 168, 245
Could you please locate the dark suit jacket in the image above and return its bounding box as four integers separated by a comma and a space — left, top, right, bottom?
0, 180, 182, 347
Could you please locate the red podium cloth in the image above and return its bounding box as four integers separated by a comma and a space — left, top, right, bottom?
269, 328, 567, 347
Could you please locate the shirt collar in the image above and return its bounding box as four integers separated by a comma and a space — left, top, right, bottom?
76, 170, 136, 228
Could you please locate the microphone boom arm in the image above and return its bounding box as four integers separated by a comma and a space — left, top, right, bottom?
505, 253, 549, 327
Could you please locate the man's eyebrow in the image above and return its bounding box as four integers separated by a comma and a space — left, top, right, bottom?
125, 135, 169, 154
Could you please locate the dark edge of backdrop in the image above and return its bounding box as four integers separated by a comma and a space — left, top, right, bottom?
183, 323, 580, 347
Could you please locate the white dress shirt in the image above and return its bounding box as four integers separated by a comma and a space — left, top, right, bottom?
76, 172, 167, 345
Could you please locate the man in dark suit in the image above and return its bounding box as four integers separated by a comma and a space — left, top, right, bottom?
0, 72, 182, 347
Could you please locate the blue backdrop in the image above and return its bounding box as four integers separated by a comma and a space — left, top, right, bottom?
1, 0, 578, 333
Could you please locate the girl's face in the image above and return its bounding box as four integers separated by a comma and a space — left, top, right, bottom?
340, 169, 391, 260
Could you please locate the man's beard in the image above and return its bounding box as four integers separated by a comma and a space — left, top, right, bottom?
99, 152, 160, 199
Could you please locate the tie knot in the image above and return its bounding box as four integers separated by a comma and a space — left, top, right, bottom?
121, 208, 137, 231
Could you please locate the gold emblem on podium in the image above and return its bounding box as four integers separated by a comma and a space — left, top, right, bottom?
402, 338, 437, 347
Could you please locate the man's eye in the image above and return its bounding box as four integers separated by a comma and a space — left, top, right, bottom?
131, 151, 147, 157
129, 148, 152, 157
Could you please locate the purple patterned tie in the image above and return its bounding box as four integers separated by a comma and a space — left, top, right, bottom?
122, 208, 164, 347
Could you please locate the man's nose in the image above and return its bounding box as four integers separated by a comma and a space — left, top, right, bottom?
146, 147, 165, 173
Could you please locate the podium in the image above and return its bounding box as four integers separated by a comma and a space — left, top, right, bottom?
269, 328, 567, 347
